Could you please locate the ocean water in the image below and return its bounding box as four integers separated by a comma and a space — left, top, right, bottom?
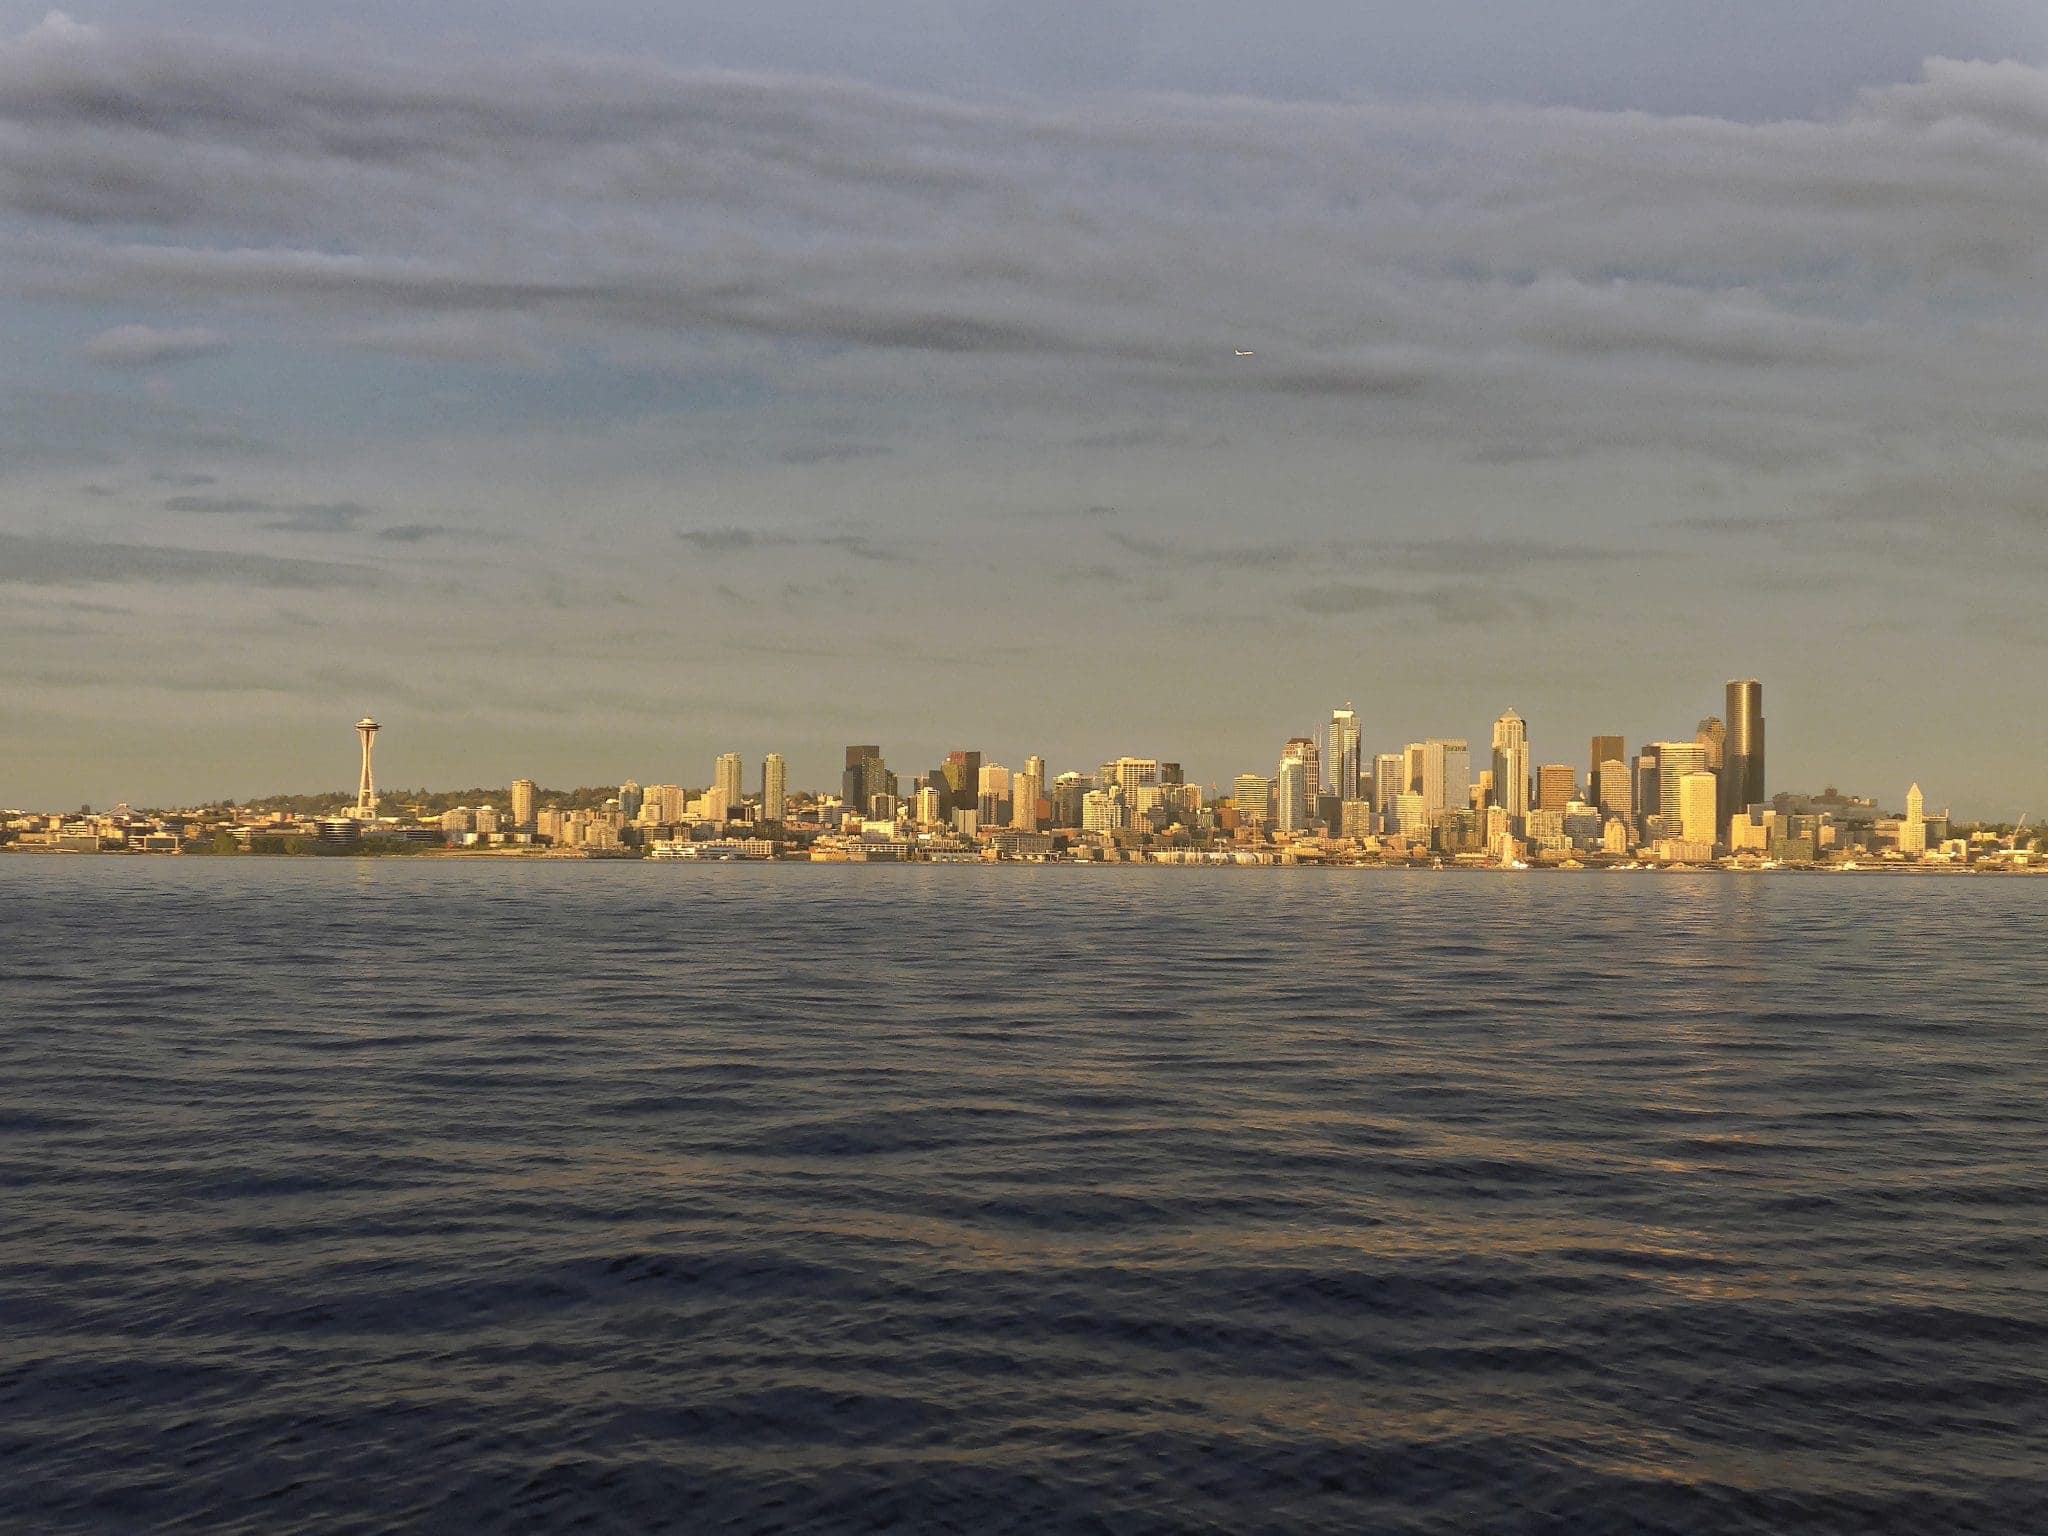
3, 859, 2046, 1535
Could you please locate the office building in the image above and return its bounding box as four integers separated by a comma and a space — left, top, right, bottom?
1900, 783, 1928, 856
618, 780, 643, 821
1421, 739, 1470, 822
1535, 763, 1575, 813
1330, 706, 1362, 802
1372, 753, 1404, 815
1696, 716, 1726, 773
1598, 758, 1631, 828
1680, 771, 1719, 846
1491, 709, 1529, 819
1275, 754, 1310, 832
1654, 741, 1710, 834
1234, 773, 1272, 826
1723, 679, 1765, 837
1589, 736, 1624, 806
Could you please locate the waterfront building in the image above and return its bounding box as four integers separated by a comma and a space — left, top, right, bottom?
1491, 709, 1530, 820
1722, 679, 1766, 837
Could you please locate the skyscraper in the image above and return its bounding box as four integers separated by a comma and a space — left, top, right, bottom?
1597, 758, 1631, 828
713, 752, 744, 822
1723, 680, 1765, 836
618, 780, 643, 821
511, 778, 536, 830
1679, 771, 1719, 846
1491, 709, 1529, 819
1234, 773, 1272, 826
1900, 782, 1928, 856
1589, 735, 1623, 806
1421, 739, 1469, 822
1013, 761, 1043, 831
1283, 737, 1321, 801
354, 717, 379, 817
1535, 763, 1575, 812
1275, 754, 1309, 832
1654, 741, 1709, 834
842, 745, 880, 811
1695, 716, 1726, 772
762, 753, 787, 822
1372, 753, 1404, 815
939, 750, 982, 820
1330, 706, 1362, 802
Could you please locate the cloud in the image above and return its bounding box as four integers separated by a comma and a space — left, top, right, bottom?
4, 25, 2045, 473
1296, 581, 1547, 625
777, 443, 891, 464
160, 493, 375, 532
83, 324, 226, 367
680, 525, 903, 562
0, 531, 363, 588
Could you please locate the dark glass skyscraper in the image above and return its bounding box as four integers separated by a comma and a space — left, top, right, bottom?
1722, 679, 1765, 835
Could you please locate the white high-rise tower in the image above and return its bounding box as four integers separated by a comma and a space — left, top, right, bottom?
354, 717, 380, 817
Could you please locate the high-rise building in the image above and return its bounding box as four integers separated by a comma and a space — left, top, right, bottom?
1372, 753, 1404, 815
1589, 736, 1624, 806
1535, 763, 1575, 812
1633, 748, 1661, 836
618, 780, 643, 821
354, 717, 380, 818
1491, 709, 1529, 819
842, 745, 880, 810
1421, 739, 1469, 821
711, 752, 744, 822
1654, 742, 1710, 834
1111, 758, 1161, 802
1723, 679, 1765, 837
761, 753, 787, 822
915, 783, 943, 826
1597, 758, 1631, 828
1282, 737, 1321, 801
511, 778, 536, 830
938, 750, 982, 820
1330, 706, 1362, 802
1900, 782, 1928, 856
1696, 716, 1726, 773
1013, 762, 1043, 832
1275, 755, 1310, 832
1679, 771, 1719, 846
1234, 773, 1272, 826
1050, 772, 1087, 828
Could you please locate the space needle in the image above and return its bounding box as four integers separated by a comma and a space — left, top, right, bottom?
355, 717, 380, 818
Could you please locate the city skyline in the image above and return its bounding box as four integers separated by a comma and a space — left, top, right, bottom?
3, 10, 2047, 818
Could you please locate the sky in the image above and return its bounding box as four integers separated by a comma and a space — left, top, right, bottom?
2, 2, 2045, 816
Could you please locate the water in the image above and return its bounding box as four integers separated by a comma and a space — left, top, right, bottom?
3, 860, 2046, 1534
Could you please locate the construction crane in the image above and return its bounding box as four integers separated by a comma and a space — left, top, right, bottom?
2009, 812, 2032, 851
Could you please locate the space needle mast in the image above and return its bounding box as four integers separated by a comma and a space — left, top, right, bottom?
355, 717, 380, 818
